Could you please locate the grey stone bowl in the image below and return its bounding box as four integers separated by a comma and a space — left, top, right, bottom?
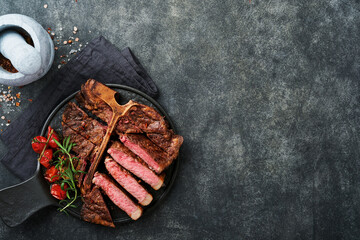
0, 14, 54, 86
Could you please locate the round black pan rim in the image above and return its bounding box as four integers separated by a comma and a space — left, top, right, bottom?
39, 84, 180, 224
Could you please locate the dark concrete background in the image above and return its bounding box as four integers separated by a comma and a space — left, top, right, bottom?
0, 0, 360, 239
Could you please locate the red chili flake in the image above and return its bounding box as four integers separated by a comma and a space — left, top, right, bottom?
54, 47, 58, 50
15, 93, 20, 98
61, 60, 66, 64
15, 102, 20, 107
48, 27, 51, 31
68, 40, 73, 44
28, 99, 33, 102
7, 120, 10, 123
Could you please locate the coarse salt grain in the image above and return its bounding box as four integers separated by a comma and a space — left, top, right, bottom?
44, 4, 48, 8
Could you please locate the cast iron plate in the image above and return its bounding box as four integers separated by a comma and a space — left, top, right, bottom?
40, 84, 180, 223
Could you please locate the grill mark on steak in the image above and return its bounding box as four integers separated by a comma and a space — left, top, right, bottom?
62, 122, 95, 187
107, 141, 164, 190
92, 172, 142, 220
62, 122, 95, 159
63, 102, 107, 146
120, 134, 172, 174
105, 156, 153, 206
81, 186, 115, 228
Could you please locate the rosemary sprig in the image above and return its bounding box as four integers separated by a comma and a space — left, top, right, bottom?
53, 137, 84, 213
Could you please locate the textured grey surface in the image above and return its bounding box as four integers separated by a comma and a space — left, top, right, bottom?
0, 0, 360, 239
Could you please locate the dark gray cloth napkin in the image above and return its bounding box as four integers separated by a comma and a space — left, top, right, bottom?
0, 36, 158, 180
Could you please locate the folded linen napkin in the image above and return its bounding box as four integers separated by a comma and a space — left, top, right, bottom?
0, 36, 158, 180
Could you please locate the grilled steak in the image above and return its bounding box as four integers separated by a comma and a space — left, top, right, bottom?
76, 79, 183, 157
63, 102, 107, 146
81, 186, 115, 228
92, 172, 142, 220
120, 134, 173, 174
107, 141, 164, 190
105, 156, 153, 206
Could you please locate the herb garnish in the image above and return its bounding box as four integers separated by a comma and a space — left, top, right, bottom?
53, 137, 84, 214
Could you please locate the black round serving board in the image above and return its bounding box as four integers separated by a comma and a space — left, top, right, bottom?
40, 84, 180, 223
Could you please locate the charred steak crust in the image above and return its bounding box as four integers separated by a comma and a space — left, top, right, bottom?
81, 186, 115, 228
75, 80, 113, 123
62, 122, 95, 159
147, 132, 183, 160
63, 102, 107, 146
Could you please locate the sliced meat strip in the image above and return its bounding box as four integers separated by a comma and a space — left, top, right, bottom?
147, 132, 183, 160
63, 102, 107, 146
120, 134, 171, 174
81, 186, 115, 228
62, 122, 95, 159
92, 172, 142, 220
116, 104, 169, 134
105, 156, 153, 206
107, 141, 164, 190
62, 122, 95, 187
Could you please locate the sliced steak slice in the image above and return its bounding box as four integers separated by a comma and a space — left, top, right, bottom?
62, 123, 95, 187
92, 172, 142, 220
120, 134, 172, 174
147, 132, 183, 160
105, 156, 153, 206
107, 141, 164, 190
62, 122, 95, 159
116, 103, 184, 156
75, 158, 88, 188
63, 102, 107, 146
116, 103, 169, 134
81, 186, 115, 228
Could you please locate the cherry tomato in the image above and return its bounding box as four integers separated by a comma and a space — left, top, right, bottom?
50, 183, 68, 200
47, 126, 60, 149
39, 149, 53, 168
44, 166, 60, 182
31, 136, 47, 154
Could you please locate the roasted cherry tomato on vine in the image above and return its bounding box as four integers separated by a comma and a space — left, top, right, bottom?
47, 126, 60, 149
50, 183, 68, 200
44, 166, 60, 182
39, 149, 53, 168
31, 136, 47, 154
